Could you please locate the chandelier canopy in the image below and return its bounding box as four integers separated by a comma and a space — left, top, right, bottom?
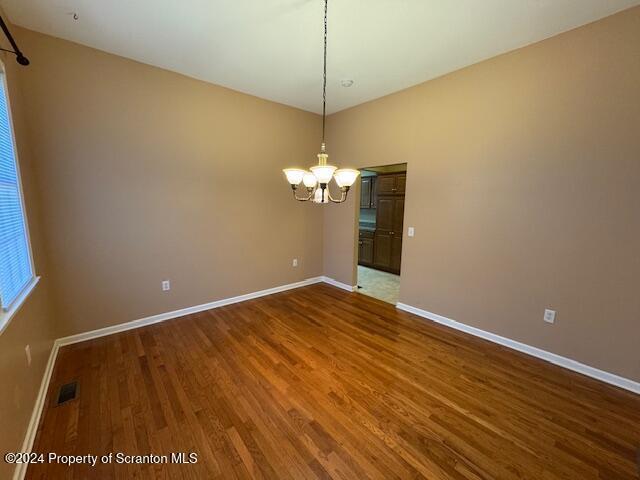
282, 0, 359, 204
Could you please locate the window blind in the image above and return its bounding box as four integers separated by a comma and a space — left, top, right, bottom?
0, 73, 32, 311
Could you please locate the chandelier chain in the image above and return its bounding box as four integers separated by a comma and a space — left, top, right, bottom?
322, 0, 327, 147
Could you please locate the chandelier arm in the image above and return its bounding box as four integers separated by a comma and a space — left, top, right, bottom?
292, 187, 315, 202
328, 187, 349, 203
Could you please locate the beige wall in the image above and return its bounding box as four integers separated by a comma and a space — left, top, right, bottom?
324, 7, 640, 382
14, 28, 324, 337
0, 33, 57, 479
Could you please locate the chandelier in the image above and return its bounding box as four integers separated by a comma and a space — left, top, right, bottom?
282, 0, 359, 204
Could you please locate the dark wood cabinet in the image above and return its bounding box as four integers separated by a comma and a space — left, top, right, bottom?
376, 175, 396, 195
390, 235, 403, 272
358, 238, 374, 266
375, 197, 394, 231
395, 174, 406, 194
360, 176, 376, 208
360, 177, 371, 208
373, 231, 393, 270
358, 171, 406, 275
373, 194, 405, 274
358, 229, 374, 266
376, 173, 405, 195
371, 176, 377, 207
393, 195, 405, 233
390, 196, 404, 272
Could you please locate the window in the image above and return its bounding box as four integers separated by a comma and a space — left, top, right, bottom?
0, 68, 37, 330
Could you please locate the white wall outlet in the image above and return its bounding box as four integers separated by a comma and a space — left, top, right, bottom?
162, 280, 171, 291
25, 345, 31, 366
408, 227, 415, 237
544, 309, 556, 324
292, 258, 298, 267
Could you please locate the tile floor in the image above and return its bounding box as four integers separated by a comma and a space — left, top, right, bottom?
357, 265, 400, 304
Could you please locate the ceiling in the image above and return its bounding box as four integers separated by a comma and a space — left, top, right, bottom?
2, 0, 639, 114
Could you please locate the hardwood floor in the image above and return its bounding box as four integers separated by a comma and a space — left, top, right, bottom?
27, 283, 640, 479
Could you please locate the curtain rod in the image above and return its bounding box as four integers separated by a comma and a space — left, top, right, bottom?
0, 16, 29, 66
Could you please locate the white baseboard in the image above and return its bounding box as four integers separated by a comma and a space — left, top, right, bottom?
54, 276, 356, 348
396, 302, 640, 395
320, 276, 356, 292
13, 340, 60, 480
57, 277, 324, 346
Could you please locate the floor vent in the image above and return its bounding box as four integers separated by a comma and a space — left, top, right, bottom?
56, 381, 78, 405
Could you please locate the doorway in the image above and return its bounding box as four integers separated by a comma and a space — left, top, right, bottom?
356, 163, 407, 304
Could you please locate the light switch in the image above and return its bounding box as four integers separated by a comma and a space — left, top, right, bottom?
408, 227, 415, 237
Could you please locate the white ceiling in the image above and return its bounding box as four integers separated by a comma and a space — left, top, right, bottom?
2, 0, 639, 114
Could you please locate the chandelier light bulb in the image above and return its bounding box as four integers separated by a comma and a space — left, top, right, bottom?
302, 172, 318, 188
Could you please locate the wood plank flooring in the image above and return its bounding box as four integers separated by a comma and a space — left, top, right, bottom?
27, 283, 640, 479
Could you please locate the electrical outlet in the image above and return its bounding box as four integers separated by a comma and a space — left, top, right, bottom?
544, 309, 556, 324
162, 280, 171, 291
25, 345, 31, 366
292, 258, 298, 267
408, 227, 415, 237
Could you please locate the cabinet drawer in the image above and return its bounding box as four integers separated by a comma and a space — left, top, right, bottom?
359, 229, 374, 239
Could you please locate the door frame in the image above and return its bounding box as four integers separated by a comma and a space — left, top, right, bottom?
354, 163, 408, 304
